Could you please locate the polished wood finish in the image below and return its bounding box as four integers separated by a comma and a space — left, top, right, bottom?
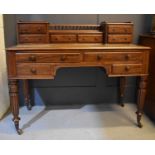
23, 80, 31, 110
17, 22, 49, 43
108, 34, 132, 43
139, 35, 155, 121
8, 79, 22, 135
119, 77, 127, 107
136, 76, 148, 128
6, 22, 150, 134
105, 22, 133, 43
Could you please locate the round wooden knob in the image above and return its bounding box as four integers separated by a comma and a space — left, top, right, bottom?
30, 68, 37, 74
37, 28, 41, 32
97, 55, 102, 61
124, 38, 127, 41
125, 54, 130, 60
60, 55, 66, 61
124, 28, 127, 33
29, 55, 36, 61
94, 37, 98, 41
125, 66, 130, 71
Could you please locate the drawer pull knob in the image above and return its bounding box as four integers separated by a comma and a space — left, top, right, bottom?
29, 56, 36, 61
125, 54, 130, 60
60, 56, 66, 61
37, 28, 41, 32
125, 66, 130, 71
97, 55, 102, 61
30, 68, 37, 74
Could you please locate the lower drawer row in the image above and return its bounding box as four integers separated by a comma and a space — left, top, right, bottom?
16, 63, 143, 78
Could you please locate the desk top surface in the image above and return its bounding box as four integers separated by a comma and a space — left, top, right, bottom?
7, 43, 150, 51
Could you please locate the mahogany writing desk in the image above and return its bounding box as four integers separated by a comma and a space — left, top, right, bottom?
6, 22, 150, 134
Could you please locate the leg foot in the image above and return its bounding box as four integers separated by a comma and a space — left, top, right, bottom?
15, 122, 23, 135
136, 111, 143, 128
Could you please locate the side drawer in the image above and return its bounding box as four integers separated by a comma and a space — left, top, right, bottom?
50, 34, 77, 43
84, 52, 144, 63
112, 64, 143, 75
107, 24, 133, 34
78, 34, 103, 43
108, 34, 132, 43
18, 23, 48, 34
19, 35, 49, 43
16, 63, 54, 77
16, 53, 82, 63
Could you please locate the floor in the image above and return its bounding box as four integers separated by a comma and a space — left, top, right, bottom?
0, 103, 154, 140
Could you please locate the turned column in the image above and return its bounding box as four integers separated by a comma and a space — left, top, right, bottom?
136, 76, 148, 128
119, 77, 127, 107
9, 79, 22, 134
23, 80, 32, 110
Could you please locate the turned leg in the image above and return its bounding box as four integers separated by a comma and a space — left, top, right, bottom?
119, 77, 127, 107
9, 79, 23, 135
136, 76, 148, 128
23, 80, 32, 110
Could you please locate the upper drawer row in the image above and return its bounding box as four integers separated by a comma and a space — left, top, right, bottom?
18, 23, 48, 34
16, 52, 144, 63
107, 24, 133, 34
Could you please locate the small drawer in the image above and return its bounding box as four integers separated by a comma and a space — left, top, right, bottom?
108, 34, 132, 43
50, 34, 77, 43
19, 35, 48, 43
16, 53, 82, 63
18, 23, 48, 34
84, 52, 143, 63
107, 24, 133, 34
16, 63, 54, 77
112, 64, 143, 75
78, 34, 103, 43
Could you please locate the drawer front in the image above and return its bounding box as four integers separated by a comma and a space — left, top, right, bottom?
17, 63, 54, 77
107, 25, 133, 34
18, 24, 47, 34
108, 35, 132, 43
19, 35, 48, 43
78, 34, 103, 43
16, 53, 82, 63
50, 34, 77, 43
112, 64, 143, 75
84, 52, 143, 63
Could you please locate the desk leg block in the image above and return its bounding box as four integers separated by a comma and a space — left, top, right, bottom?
23, 80, 32, 110
9, 79, 23, 135
136, 76, 148, 128
119, 77, 126, 107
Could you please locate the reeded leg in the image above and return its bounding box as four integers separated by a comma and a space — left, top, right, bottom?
136, 76, 148, 128
9, 79, 23, 135
23, 80, 32, 110
119, 77, 126, 107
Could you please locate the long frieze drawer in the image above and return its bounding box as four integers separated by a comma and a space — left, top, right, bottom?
84, 52, 143, 62
19, 35, 49, 43
50, 34, 77, 43
16, 63, 54, 76
112, 64, 143, 75
78, 34, 103, 43
18, 24, 48, 34
107, 25, 133, 34
16, 53, 82, 63
108, 34, 132, 43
